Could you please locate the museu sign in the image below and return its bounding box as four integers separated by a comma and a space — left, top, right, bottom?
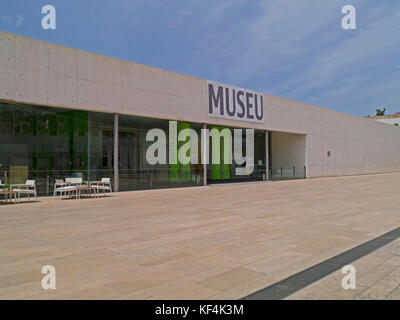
208, 80, 264, 123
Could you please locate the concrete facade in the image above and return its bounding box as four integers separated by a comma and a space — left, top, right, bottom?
1, 30, 400, 178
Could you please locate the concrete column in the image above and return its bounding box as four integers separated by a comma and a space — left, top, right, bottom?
113, 114, 119, 192
265, 131, 270, 181
203, 123, 207, 186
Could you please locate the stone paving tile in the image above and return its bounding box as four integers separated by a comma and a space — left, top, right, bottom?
209, 273, 279, 300
117, 266, 231, 300
244, 251, 313, 274
197, 268, 265, 292
1, 172, 400, 299
52, 286, 123, 300
148, 284, 220, 300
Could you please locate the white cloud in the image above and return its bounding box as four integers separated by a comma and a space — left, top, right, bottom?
279, 8, 400, 97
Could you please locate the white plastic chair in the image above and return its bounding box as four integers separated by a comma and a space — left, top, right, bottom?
53, 178, 83, 198
65, 178, 83, 186
59, 178, 82, 198
91, 178, 112, 196
53, 179, 72, 197
11, 180, 37, 201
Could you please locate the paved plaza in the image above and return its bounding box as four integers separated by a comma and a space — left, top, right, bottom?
1, 172, 400, 299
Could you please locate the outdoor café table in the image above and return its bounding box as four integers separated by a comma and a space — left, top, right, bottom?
75, 185, 98, 199
0, 189, 18, 204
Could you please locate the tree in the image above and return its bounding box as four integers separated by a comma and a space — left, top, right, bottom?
375, 108, 386, 116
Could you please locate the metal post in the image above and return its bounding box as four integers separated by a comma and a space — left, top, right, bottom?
202, 124, 207, 186
265, 131, 269, 181
149, 170, 153, 189
46, 175, 49, 196
4, 170, 7, 201
113, 114, 119, 192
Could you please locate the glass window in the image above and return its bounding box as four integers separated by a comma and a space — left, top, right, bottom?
118, 115, 203, 191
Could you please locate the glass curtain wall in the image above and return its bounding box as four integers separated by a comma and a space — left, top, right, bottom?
0, 102, 204, 196
0, 103, 113, 196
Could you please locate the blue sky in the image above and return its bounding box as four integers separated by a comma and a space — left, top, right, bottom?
1, 0, 399, 116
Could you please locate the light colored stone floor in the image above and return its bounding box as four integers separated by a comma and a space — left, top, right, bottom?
287, 237, 400, 300
1, 172, 400, 300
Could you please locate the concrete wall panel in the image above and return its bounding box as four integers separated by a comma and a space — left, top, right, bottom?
15, 69, 48, 104
0, 32, 15, 67
77, 79, 103, 109
50, 45, 78, 78
16, 36, 50, 72
0, 64, 14, 100
47, 74, 78, 107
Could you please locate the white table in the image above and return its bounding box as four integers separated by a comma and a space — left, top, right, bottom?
0, 189, 18, 204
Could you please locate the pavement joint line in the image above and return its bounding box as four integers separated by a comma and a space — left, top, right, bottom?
241, 226, 400, 300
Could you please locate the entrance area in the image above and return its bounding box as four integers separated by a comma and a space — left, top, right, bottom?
269, 131, 307, 180
206, 129, 307, 184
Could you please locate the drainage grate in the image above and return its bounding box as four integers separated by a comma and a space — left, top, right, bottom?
242, 226, 400, 300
